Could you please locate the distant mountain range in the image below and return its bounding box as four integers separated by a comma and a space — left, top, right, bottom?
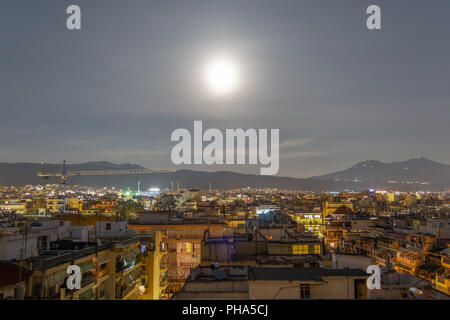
0, 158, 449, 192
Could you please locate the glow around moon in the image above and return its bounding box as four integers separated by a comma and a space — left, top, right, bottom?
203, 57, 240, 96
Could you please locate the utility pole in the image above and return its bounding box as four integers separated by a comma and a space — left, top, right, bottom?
61, 160, 67, 213
17, 217, 28, 300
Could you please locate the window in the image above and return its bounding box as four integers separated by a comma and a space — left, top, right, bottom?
300, 284, 310, 299
48, 285, 57, 298
98, 285, 105, 298
32, 283, 41, 297
314, 245, 321, 254
293, 245, 308, 255
106, 223, 111, 230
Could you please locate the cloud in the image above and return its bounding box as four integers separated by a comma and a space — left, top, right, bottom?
280, 138, 309, 149
281, 151, 327, 159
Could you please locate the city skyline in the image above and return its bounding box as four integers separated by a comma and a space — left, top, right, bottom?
1, 0, 450, 305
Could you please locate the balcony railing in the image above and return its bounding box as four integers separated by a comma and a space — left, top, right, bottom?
442, 256, 450, 266
81, 275, 95, 287
160, 279, 168, 287
96, 269, 108, 279
120, 283, 137, 298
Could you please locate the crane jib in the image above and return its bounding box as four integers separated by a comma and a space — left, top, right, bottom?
37, 168, 176, 177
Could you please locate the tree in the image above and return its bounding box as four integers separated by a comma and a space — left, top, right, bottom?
118, 201, 143, 219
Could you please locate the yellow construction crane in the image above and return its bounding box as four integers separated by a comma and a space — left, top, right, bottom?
36, 160, 176, 212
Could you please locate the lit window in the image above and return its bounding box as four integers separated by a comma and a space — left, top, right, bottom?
300, 284, 311, 299
185, 243, 192, 252
293, 245, 308, 255
314, 245, 321, 254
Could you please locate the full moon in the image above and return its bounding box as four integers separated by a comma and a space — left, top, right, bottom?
203, 57, 240, 95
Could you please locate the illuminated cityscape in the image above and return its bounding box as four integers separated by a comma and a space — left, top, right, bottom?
1, 0, 450, 308
1, 179, 449, 300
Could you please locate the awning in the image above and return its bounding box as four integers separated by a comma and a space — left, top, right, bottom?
123, 274, 134, 286
124, 253, 132, 263
123, 248, 140, 263
123, 266, 144, 286
160, 271, 169, 281
79, 260, 95, 273
130, 267, 144, 281
78, 288, 95, 300
47, 270, 67, 287
96, 255, 109, 265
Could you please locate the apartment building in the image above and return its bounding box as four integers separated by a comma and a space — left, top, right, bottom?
129, 213, 226, 294
46, 198, 64, 213
248, 267, 368, 299
289, 210, 323, 235
137, 231, 170, 299
434, 247, 450, 295
0, 220, 93, 261
96, 221, 169, 300
29, 240, 113, 300
108, 237, 144, 300
173, 265, 368, 299
0, 199, 32, 214
201, 236, 324, 267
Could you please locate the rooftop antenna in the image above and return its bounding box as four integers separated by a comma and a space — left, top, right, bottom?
16, 217, 28, 300
138, 181, 141, 194
61, 160, 67, 213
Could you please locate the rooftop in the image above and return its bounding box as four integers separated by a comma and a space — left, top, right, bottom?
34, 241, 111, 270
248, 267, 368, 281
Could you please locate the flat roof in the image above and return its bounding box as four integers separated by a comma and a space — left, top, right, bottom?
34, 242, 111, 269
248, 267, 367, 281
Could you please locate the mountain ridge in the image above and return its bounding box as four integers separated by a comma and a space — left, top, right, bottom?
0, 158, 449, 192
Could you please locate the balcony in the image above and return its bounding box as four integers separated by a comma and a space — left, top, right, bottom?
96, 269, 109, 280
120, 283, 137, 298
160, 278, 168, 287
437, 275, 446, 285
160, 256, 169, 270
78, 288, 96, 300
442, 256, 450, 268
81, 275, 95, 288
160, 262, 169, 270
159, 272, 169, 287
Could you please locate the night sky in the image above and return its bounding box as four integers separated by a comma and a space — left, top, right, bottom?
1, 0, 449, 177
